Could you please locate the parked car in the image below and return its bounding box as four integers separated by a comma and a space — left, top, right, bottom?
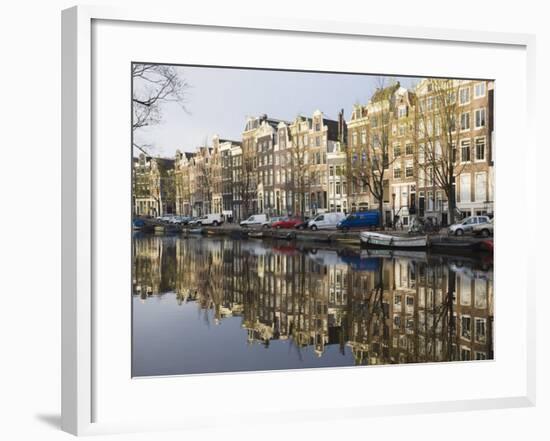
168, 215, 191, 225
133, 218, 146, 230
294, 218, 310, 230
472, 218, 494, 237
337, 211, 380, 231
156, 214, 177, 223
271, 217, 303, 229
240, 214, 270, 228
267, 216, 285, 227
307, 212, 346, 231
448, 215, 491, 236
191, 213, 224, 226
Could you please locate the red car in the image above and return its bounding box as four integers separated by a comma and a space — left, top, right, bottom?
271, 217, 302, 229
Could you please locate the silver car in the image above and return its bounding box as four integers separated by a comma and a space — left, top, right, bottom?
448, 215, 490, 236
472, 218, 494, 237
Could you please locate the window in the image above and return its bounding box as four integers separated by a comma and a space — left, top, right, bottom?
460, 112, 470, 131
476, 352, 487, 360
460, 173, 471, 203
461, 139, 471, 162
461, 316, 471, 339
475, 137, 486, 161
405, 161, 414, 177
315, 122, 321, 131
474, 82, 486, 98
461, 347, 471, 361
393, 315, 401, 327
336, 182, 341, 195
394, 167, 402, 179
315, 136, 321, 147
426, 97, 433, 110
352, 132, 358, 147
475, 172, 487, 202
398, 106, 407, 118
475, 279, 488, 308
329, 166, 334, 177
475, 108, 486, 128
418, 145, 425, 164
435, 141, 442, 159
475, 318, 487, 343
394, 294, 401, 305
360, 129, 367, 144
393, 144, 401, 157
405, 143, 413, 155
418, 168, 425, 187
449, 90, 457, 104
459, 87, 470, 105
427, 167, 434, 186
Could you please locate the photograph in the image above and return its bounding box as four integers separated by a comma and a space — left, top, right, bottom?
131, 64, 494, 377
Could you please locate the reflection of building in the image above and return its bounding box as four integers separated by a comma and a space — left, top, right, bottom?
133, 154, 175, 217
132, 235, 177, 297
133, 236, 493, 365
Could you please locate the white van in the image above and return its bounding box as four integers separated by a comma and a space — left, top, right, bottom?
194, 213, 224, 226
240, 214, 269, 228
307, 212, 346, 230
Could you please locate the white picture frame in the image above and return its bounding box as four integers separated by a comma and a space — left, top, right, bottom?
62, 5, 537, 436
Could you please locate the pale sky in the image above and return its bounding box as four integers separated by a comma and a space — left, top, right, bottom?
133, 65, 421, 157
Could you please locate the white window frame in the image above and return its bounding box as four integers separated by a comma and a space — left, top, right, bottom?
459, 86, 471, 105
460, 139, 471, 163
459, 173, 471, 203
475, 107, 486, 129
475, 171, 487, 202
460, 111, 470, 131
474, 82, 486, 99
474, 136, 486, 162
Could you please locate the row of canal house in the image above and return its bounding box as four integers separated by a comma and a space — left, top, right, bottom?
134, 79, 494, 225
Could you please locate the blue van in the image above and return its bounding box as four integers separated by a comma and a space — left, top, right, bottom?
337, 211, 380, 231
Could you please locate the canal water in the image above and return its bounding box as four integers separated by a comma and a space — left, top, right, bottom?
132, 234, 494, 377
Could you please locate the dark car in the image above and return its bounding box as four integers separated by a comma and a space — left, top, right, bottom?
294, 218, 310, 230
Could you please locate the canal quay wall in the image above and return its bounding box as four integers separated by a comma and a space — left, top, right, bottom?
138, 222, 493, 255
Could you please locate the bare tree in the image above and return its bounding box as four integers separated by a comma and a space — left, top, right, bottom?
132, 64, 190, 152
347, 79, 399, 227
289, 121, 310, 217
415, 79, 465, 225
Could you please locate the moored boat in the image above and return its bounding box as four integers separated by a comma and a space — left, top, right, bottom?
429, 237, 480, 253
360, 231, 428, 249
188, 227, 203, 235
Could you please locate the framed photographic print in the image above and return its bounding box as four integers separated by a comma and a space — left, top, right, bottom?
62, 5, 536, 436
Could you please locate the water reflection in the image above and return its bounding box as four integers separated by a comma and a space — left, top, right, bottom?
132, 234, 493, 376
